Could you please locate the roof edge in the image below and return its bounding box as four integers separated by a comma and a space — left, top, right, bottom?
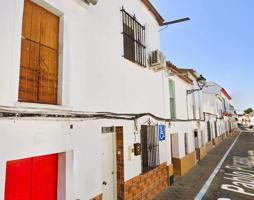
221, 88, 232, 100
141, 0, 164, 25
166, 61, 193, 85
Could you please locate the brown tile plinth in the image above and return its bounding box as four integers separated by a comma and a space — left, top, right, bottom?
168, 164, 174, 177
90, 194, 102, 200
196, 145, 207, 161
205, 141, 213, 153
172, 151, 196, 176
221, 133, 227, 140
124, 163, 169, 200
213, 136, 222, 146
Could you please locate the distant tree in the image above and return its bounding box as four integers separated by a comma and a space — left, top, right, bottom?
244, 108, 253, 114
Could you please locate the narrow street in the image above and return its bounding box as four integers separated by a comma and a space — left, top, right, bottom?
1, 1, 252, 199
156, 129, 254, 200
204, 130, 254, 200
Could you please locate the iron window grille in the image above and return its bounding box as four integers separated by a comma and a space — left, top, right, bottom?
214, 121, 218, 138
121, 8, 146, 67
141, 125, 160, 173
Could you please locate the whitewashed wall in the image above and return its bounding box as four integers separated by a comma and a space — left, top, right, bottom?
0, 0, 170, 199
169, 121, 195, 158
0, 0, 165, 117
165, 73, 196, 159
0, 117, 171, 200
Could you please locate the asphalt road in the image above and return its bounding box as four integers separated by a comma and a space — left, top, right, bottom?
156, 128, 254, 200
203, 130, 254, 200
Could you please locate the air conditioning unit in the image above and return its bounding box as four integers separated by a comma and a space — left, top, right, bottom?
149, 50, 166, 71
84, 0, 98, 5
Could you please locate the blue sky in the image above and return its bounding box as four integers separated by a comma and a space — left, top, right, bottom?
151, 0, 254, 113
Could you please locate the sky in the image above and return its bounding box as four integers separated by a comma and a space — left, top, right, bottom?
151, 0, 254, 113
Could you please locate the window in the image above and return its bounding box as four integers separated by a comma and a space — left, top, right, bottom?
169, 79, 176, 119
140, 125, 159, 173
184, 133, 188, 155
210, 124, 214, 138
207, 121, 212, 142
19, 0, 59, 104
214, 121, 218, 138
229, 121, 232, 132
121, 8, 146, 67
194, 130, 198, 148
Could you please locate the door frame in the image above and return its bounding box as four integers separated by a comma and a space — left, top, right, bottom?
101, 130, 117, 200
170, 133, 178, 159
194, 129, 199, 149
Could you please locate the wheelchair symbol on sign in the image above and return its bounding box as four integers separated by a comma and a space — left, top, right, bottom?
159, 125, 166, 141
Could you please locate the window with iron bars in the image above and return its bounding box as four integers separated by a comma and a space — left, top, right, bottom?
141, 125, 160, 173
121, 8, 146, 67
207, 121, 212, 142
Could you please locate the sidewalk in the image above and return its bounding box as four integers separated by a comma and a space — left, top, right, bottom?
155, 133, 239, 200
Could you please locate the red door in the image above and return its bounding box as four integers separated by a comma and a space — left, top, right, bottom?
31, 154, 58, 200
5, 154, 58, 200
4, 158, 32, 200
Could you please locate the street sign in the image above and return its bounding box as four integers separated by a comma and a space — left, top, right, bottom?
159, 125, 166, 141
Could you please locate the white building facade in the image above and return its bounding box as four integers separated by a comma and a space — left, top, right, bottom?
202, 82, 238, 147
0, 0, 239, 199
0, 0, 174, 199
165, 65, 205, 175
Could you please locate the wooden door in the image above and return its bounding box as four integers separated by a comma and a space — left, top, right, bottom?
19, 0, 59, 104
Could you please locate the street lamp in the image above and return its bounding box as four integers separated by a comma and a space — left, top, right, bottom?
197, 75, 207, 89
163, 18, 190, 26
160, 17, 190, 31
187, 75, 207, 95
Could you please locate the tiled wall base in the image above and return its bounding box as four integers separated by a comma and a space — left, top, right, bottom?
213, 136, 223, 146
124, 162, 169, 200
172, 151, 196, 176
229, 129, 239, 137
221, 133, 227, 140
205, 141, 213, 153
226, 132, 230, 137
168, 164, 174, 177
196, 145, 207, 161
90, 194, 103, 200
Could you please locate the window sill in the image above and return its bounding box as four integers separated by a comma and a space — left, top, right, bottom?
14, 102, 73, 113
123, 56, 146, 68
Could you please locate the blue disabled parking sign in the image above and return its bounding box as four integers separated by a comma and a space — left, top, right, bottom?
159, 125, 166, 141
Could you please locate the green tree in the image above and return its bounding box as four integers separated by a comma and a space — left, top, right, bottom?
244, 108, 253, 114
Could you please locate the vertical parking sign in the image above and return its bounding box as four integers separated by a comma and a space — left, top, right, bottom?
159, 125, 166, 141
